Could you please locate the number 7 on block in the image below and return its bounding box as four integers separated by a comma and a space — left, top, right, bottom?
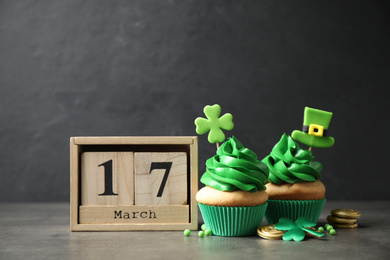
134, 152, 187, 205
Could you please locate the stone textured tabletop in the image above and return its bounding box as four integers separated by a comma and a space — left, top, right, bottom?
1, 201, 389, 260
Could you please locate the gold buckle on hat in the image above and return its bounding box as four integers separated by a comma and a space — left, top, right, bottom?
308, 124, 324, 137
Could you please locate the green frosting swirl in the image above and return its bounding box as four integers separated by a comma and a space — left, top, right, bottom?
262, 133, 323, 184
200, 136, 269, 192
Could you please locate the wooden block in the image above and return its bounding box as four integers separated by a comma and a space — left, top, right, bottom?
81, 152, 134, 205
134, 152, 187, 205
70, 136, 198, 231
79, 205, 189, 224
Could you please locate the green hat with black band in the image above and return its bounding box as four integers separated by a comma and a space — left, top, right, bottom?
291, 107, 335, 148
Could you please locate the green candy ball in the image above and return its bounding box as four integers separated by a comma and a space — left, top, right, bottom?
330, 229, 336, 235
201, 224, 207, 231
198, 231, 205, 238
205, 229, 212, 236
318, 227, 324, 233
326, 225, 333, 231
184, 229, 191, 236
324, 224, 330, 229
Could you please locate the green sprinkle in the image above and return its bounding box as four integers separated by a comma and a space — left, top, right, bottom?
201, 224, 207, 231
198, 231, 205, 238
326, 225, 333, 231
205, 229, 212, 236
325, 224, 330, 229
330, 229, 336, 235
184, 229, 191, 236
318, 227, 324, 233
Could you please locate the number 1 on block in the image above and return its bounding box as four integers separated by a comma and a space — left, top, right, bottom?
134, 152, 187, 205
81, 152, 134, 205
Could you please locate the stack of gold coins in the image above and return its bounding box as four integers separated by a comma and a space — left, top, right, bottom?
257, 225, 285, 240
327, 209, 361, 228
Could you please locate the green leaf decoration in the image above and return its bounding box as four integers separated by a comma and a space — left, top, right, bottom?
194, 104, 234, 143
275, 217, 324, 242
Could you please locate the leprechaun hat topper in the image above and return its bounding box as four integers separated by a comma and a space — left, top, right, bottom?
291, 107, 335, 148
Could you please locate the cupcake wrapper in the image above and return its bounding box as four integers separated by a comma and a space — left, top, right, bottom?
198, 202, 268, 236
265, 199, 326, 224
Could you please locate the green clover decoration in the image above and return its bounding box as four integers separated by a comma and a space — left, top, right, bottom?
275, 217, 324, 242
194, 104, 234, 144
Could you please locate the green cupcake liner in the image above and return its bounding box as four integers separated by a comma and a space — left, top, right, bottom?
265, 198, 326, 224
198, 202, 268, 236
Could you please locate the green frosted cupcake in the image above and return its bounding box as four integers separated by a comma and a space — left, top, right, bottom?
196, 137, 269, 236
262, 134, 326, 224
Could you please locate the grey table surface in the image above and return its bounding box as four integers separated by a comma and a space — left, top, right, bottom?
1, 201, 389, 260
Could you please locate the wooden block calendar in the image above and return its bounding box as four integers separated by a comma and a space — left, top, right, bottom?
70, 136, 198, 231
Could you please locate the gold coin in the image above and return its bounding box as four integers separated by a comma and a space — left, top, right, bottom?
331, 209, 361, 219
327, 215, 357, 224
257, 225, 284, 240
330, 222, 358, 229
305, 227, 322, 238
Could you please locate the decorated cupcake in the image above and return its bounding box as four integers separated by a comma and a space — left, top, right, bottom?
195, 104, 269, 236
262, 107, 335, 224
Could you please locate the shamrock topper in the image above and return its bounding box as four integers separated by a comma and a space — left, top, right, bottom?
274, 217, 324, 242
194, 104, 234, 145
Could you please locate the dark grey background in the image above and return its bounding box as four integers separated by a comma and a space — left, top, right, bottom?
1, 0, 389, 202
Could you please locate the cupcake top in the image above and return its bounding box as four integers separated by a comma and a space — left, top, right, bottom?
200, 136, 269, 192
262, 133, 322, 185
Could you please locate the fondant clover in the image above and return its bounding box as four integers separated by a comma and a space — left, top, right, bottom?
194, 104, 234, 143
275, 218, 324, 242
